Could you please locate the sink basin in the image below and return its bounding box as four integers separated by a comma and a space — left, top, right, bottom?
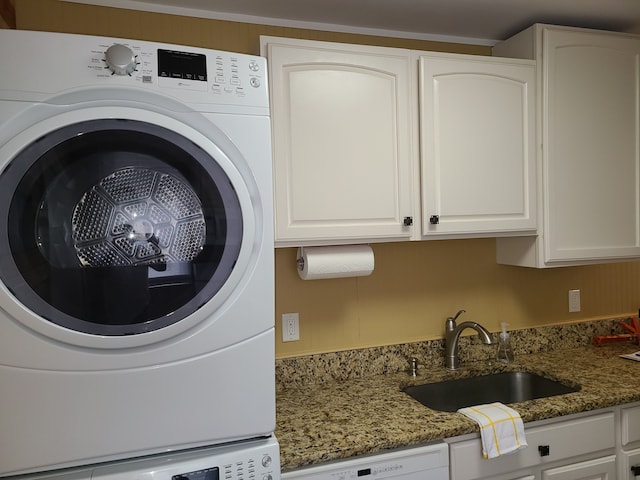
403, 371, 580, 412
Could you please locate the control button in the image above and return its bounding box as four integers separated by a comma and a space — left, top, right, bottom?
262, 475, 272, 480
250, 78, 260, 88
104, 43, 138, 76
249, 60, 260, 72
261, 455, 272, 467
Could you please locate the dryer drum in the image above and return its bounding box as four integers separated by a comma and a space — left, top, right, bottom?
0, 118, 244, 335
71, 166, 206, 268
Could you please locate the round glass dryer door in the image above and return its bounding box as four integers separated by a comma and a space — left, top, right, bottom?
0, 119, 243, 336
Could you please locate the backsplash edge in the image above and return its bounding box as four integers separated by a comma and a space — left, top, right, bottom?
276, 318, 627, 387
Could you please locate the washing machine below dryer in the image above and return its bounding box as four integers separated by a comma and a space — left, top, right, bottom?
0, 30, 275, 477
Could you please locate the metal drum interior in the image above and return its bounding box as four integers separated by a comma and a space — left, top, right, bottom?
0, 118, 243, 336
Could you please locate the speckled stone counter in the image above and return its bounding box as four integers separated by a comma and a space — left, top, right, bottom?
275, 319, 640, 471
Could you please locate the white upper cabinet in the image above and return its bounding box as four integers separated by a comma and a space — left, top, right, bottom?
261, 37, 416, 247
262, 36, 538, 247
494, 24, 640, 267
417, 52, 536, 238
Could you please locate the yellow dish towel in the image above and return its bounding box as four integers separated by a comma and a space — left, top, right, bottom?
457, 402, 528, 459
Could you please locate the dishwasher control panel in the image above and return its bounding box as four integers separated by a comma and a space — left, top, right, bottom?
329, 461, 405, 480
282, 442, 449, 480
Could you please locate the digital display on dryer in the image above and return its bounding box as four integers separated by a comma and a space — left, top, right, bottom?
158, 49, 207, 81
172, 467, 219, 480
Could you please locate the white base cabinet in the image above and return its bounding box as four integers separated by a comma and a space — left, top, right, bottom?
449, 402, 640, 480
494, 24, 640, 267
620, 404, 640, 479
448, 411, 615, 480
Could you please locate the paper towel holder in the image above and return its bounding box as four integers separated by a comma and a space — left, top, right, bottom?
296, 247, 305, 272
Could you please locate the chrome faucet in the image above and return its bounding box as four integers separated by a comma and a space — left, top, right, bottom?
444, 310, 494, 370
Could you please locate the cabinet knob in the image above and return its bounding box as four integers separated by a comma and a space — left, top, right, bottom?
429, 215, 439, 225
403, 216, 413, 226
538, 445, 550, 457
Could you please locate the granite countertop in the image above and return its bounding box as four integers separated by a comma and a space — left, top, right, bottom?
275, 342, 640, 471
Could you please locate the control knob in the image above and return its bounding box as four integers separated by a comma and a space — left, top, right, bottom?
104, 43, 138, 76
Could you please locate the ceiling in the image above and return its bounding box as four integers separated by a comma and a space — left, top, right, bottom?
69, 0, 640, 45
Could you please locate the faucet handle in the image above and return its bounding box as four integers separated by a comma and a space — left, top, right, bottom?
445, 309, 465, 334
448, 309, 466, 322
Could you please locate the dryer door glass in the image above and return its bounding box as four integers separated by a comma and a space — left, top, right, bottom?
0, 119, 243, 336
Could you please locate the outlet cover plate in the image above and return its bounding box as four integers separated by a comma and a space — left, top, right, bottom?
569, 289, 581, 313
282, 313, 300, 342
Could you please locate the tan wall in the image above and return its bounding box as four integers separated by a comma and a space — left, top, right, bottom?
15, 0, 640, 358
276, 242, 640, 357
15, 0, 489, 54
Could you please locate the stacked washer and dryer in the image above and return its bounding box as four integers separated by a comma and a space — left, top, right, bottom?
0, 30, 279, 479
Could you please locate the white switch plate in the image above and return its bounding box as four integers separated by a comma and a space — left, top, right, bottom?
568, 289, 581, 313
282, 313, 300, 342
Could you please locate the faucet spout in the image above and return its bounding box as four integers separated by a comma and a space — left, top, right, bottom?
444, 311, 494, 370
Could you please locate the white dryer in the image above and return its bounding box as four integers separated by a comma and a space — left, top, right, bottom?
0, 30, 275, 477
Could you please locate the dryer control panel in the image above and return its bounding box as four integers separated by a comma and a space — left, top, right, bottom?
89, 38, 267, 105
0, 29, 269, 111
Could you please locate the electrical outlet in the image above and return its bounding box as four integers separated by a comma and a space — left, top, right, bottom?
282, 313, 300, 342
568, 289, 581, 313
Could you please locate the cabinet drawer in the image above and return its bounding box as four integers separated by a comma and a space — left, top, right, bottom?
541, 455, 616, 480
622, 405, 640, 446
449, 412, 615, 480
619, 447, 640, 480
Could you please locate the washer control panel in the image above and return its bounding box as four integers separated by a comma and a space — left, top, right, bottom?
172, 452, 275, 480
90, 437, 280, 480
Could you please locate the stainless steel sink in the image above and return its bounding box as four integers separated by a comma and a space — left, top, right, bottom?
403, 371, 580, 412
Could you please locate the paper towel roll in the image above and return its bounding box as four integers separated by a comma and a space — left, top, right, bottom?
297, 245, 374, 280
